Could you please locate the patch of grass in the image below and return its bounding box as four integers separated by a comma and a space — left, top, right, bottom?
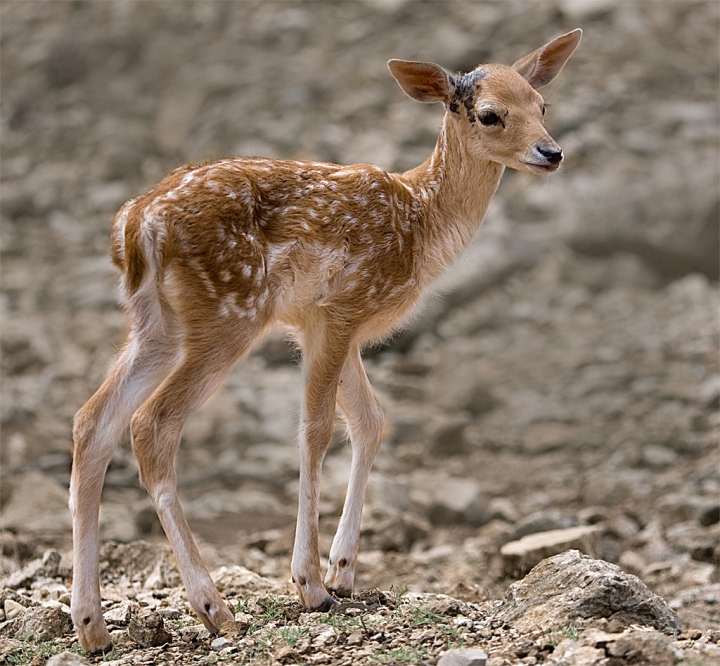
546, 623, 582, 647
6, 636, 82, 665
391, 583, 409, 599
401, 604, 466, 650
406, 605, 443, 627
241, 595, 296, 635
279, 625, 308, 648
316, 612, 365, 635
234, 598, 250, 614
559, 624, 581, 641
370, 645, 429, 664
170, 617, 194, 630
102, 646, 124, 662
242, 632, 275, 663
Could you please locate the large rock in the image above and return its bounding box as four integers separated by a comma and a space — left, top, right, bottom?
15, 605, 72, 642
493, 550, 681, 635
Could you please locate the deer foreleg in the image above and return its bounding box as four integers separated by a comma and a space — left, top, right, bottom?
324, 346, 384, 597
291, 323, 352, 610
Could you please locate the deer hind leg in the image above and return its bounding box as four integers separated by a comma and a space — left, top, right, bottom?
324, 345, 384, 597
129, 319, 260, 633
291, 321, 353, 611
71, 306, 181, 652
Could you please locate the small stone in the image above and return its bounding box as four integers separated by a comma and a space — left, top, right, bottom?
2, 559, 45, 590
606, 513, 641, 539
642, 444, 677, 468
211, 565, 279, 595
109, 628, 130, 646
211, 636, 231, 650
437, 647, 488, 666
546, 640, 604, 666
510, 510, 579, 540
430, 418, 470, 457
179, 624, 209, 642
425, 597, 466, 617
3, 600, 25, 621
46, 651, 92, 666
275, 644, 296, 661
605, 629, 682, 665
500, 525, 602, 577
103, 601, 133, 626
366, 473, 410, 513
487, 497, 519, 524
15, 605, 72, 642
41, 549, 61, 578
678, 629, 702, 641
346, 631, 364, 645
427, 477, 486, 526
699, 503, 720, 527
618, 550, 647, 576
219, 617, 250, 638
127, 609, 171, 647
522, 422, 577, 454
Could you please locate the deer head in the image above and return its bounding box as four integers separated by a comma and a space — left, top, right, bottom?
388, 29, 582, 174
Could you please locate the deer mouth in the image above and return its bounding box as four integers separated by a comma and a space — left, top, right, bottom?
521, 160, 561, 174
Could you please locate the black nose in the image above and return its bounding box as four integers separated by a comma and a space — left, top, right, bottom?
537, 145, 563, 164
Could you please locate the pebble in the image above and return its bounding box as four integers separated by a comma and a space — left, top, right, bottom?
127, 609, 171, 647
3, 599, 25, 621
210, 636, 231, 650
500, 525, 602, 577
103, 601, 134, 626
46, 652, 92, 666
426, 477, 486, 527
437, 647, 488, 666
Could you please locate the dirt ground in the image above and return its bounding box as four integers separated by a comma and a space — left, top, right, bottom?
1, 1, 718, 665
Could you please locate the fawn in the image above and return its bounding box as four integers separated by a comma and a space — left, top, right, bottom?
70, 29, 582, 652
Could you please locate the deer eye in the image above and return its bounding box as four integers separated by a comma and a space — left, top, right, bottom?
542, 105, 546, 116
479, 111, 501, 126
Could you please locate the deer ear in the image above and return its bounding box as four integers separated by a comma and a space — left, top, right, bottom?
512, 29, 582, 89
388, 59, 454, 104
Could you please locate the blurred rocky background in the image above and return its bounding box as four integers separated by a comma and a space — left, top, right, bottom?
1, 0, 718, 640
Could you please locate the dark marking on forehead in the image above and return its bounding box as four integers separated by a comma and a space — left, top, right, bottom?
448, 69, 486, 123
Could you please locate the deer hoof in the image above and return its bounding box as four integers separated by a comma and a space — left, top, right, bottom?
327, 585, 352, 598
77, 621, 113, 654
314, 596, 338, 612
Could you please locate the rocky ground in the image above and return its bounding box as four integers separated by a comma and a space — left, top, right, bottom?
1, 1, 718, 665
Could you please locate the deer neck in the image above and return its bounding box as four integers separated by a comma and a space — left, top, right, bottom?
402, 113, 505, 278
